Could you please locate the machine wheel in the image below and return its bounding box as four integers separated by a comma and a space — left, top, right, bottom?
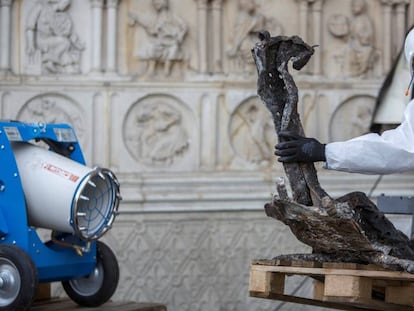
62, 241, 119, 307
0, 245, 38, 311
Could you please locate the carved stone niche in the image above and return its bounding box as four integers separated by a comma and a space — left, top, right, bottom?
229, 96, 276, 167
326, 0, 380, 79
122, 95, 193, 169
329, 95, 376, 142
126, 0, 190, 79
225, 0, 284, 77
16, 93, 87, 146
18, 93, 84, 130
23, 0, 87, 75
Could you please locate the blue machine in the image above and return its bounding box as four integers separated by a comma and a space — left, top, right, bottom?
0, 121, 121, 310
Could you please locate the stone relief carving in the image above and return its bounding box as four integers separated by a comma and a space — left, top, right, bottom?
128, 0, 188, 77
230, 97, 275, 165
327, 14, 349, 38
25, 0, 85, 75
16, 94, 85, 143
329, 0, 378, 78
227, 0, 282, 75
123, 96, 190, 166
329, 95, 376, 141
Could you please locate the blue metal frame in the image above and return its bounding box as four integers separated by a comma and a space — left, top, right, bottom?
0, 121, 96, 282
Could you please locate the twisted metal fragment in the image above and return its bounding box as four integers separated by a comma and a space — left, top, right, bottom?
253, 31, 414, 272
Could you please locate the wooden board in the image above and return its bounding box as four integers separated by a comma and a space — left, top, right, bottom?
250, 259, 414, 311
31, 299, 167, 311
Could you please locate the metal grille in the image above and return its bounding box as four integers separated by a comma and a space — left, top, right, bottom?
72, 168, 121, 240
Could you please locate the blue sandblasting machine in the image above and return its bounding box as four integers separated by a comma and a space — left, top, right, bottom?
0, 120, 121, 310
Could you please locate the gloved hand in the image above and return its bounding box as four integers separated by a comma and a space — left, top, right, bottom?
274, 131, 326, 163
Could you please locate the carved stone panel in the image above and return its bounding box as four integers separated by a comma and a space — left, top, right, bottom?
226, 0, 283, 76
325, 0, 380, 79
122, 0, 194, 79
122, 94, 194, 169
18, 93, 86, 143
300, 92, 331, 143
329, 95, 376, 141
224, 0, 285, 77
23, 0, 86, 75
0, 90, 102, 165
229, 96, 275, 167
18, 94, 80, 125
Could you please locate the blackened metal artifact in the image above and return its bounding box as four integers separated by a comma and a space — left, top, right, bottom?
252, 31, 414, 272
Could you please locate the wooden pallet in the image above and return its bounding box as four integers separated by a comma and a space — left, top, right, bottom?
249, 259, 414, 311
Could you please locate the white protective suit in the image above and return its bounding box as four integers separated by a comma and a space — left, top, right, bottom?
325, 28, 414, 174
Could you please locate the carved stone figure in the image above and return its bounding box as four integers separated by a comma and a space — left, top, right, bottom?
230, 98, 275, 165
327, 14, 349, 38
25, 0, 85, 74
330, 96, 376, 141
124, 100, 189, 165
128, 0, 188, 77
333, 0, 377, 78
227, 0, 282, 75
17, 95, 85, 143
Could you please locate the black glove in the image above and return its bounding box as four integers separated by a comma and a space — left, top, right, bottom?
274, 131, 326, 163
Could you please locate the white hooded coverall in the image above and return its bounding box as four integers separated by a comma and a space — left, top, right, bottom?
326, 101, 414, 174
325, 28, 414, 174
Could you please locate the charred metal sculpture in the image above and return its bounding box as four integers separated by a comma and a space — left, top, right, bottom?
252, 30, 414, 273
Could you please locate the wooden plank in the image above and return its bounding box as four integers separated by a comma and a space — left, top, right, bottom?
322, 262, 385, 271
252, 259, 293, 266
386, 286, 414, 307
325, 296, 414, 311
34, 283, 51, 302
31, 299, 167, 311
323, 263, 360, 270
251, 286, 414, 311
254, 260, 385, 270
324, 275, 372, 299
252, 259, 322, 268
313, 279, 324, 300
250, 264, 414, 281
249, 269, 284, 294
250, 291, 377, 311
32, 298, 75, 311
373, 279, 403, 288
291, 260, 322, 268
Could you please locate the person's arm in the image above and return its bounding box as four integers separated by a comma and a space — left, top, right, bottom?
326, 101, 414, 174
275, 100, 414, 174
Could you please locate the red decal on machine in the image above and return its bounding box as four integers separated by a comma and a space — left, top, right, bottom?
42, 163, 79, 182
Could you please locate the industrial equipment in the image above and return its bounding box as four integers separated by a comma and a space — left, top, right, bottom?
0, 120, 121, 310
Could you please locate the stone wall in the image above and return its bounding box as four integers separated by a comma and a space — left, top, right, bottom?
1, 0, 414, 310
